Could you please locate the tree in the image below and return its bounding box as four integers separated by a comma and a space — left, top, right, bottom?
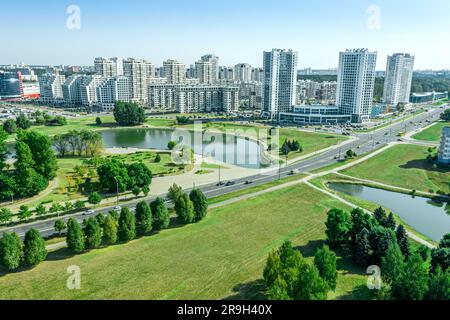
66, 218, 85, 253
135, 201, 152, 236
189, 189, 208, 222
97, 159, 130, 193
132, 185, 141, 198
0, 208, 13, 224
431, 248, 450, 273
50, 203, 63, 215
439, 234, 450, 249
52, 134, 70, 158
175, 192, 195, 224
349, 208, 374, 245
15, 114, 31, 130
168, 183, 183, 203
35, 203, 46, 216
142, 185, 150, 197
151, 197, 170, 230
391, 253, 429, 300
23, 228, 47, 266
118, 207, 136, 242
426, 267, 450, 300
3, 119, 17, 134
374, 207, 388, 227
154, 154, 161, 163
102, 213, 118, 245
314, 246, 338, 291
113, 101, 146, 126
54, 219, 66, 236
440, 109, 450, 121
294, 263, 328, 300
354, 228, 372, 266
396, 225, 410, 259
381, 242, 405, 285
263, 249, 283, 289
325, 208, 351, 249
281, 142, 290, 156
18, 205, 32, 221
74, 200, 85, 210
95, 213, 105, 228
0, 232, 22, 271
17, 130, 57, 180
369, 226, 396, 264
95, 117, 102, 126
167, 141, 177, 150
63, 201, 74, 213
267, 276, 291, 300
88, 192, 102, 205
84, 217, 102, 249
386, 213, 396, 230
0, 128, 9, 172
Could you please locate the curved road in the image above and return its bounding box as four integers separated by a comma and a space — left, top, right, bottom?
0, 106, 446, 240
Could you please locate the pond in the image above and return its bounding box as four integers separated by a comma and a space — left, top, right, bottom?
100, 128, 270, 169
327, 182, 450, 242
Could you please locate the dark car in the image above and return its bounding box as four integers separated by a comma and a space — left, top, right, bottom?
225, 181, 236, 186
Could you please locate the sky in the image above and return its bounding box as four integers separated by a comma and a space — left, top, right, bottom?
1, 0, 450, 70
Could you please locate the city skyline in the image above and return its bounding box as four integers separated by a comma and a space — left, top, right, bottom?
1, 0, 450, 70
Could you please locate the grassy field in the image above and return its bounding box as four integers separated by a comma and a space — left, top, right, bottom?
145, 118, 176, 127
341, 144, 450, 194
412, 121, 450, 142
0, 183, 373, 300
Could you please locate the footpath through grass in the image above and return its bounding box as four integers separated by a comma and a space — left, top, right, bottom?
342, 144, 450, 194
0, 183, 373, 300
412, 121, 450, 142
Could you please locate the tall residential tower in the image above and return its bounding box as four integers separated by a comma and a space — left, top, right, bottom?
336, 49, 377, 123
383, 53, 415, 109
262, 49, 298, 118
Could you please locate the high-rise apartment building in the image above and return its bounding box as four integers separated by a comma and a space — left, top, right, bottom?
383, 53, 415, 108
62, 75, 83, 105
336, 49, 377, 123
219, 66, 234, 81
38, 74, 66, 102
234, 63, 252, 82
438, 127, 450, 164
251, 67, 264, 82
96, 76, 131, 111
94, 57, 124, 77
163, 60, 186, 84
123, 58, 153, 103
262, 49, 298, 118
195, 60, 214, 84
201, 54, 219, 83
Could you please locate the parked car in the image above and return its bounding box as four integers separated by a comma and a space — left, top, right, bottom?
113, 206, 122, 212
225, 181, 236, 186
83, 209, 95, 216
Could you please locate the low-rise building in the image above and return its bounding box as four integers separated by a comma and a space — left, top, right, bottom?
279, 105, 352, 124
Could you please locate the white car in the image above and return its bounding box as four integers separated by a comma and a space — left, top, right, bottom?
113, 206, 122, 212
83, 209, 95, 216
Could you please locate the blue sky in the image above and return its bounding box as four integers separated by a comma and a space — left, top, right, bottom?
1, 0, 449, 70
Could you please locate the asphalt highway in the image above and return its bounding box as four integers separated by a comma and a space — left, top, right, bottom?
0, 106, 446, 240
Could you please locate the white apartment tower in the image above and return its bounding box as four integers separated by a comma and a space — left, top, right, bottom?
262, 49, 298, 118
234, 63, 252, 82
201, 54, 219, 83
123, 58, 153, 104
62, 75, 83, 105
383, 53, 415, 108
438, 127, 450, 164
195, 60, 214, 84
336, 49, 377, 123
163, 60, 186, 84
97, 76, 131, 111
94, 57, 124, 77
38, 74, 66, 101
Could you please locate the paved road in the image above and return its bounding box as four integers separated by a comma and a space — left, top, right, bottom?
0, 106, 447, 240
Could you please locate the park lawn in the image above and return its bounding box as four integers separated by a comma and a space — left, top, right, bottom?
145, 118, 176, 127
0, 183, 373, 300
341, 144, 450, 194
278, 129, 347, 160
412, 121, 450, 142
105, 151, 193, 176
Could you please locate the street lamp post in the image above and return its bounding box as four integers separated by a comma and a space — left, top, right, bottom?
113, 177, 119, 205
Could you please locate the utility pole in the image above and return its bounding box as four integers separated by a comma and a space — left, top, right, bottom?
218, 165, 221, 184
113, 177, 119, 205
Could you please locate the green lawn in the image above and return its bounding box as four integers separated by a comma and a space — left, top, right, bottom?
145, 118, 176, 127
342, 144, 450, 194
0, 183, 373, 300
412, 121, 450, 142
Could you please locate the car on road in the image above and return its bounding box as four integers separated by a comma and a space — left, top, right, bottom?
225, 181, 236, 186
83, 209, 95, 216
245, 180, 253, 185
216, 182, 225, 186
113, 206, 122, 212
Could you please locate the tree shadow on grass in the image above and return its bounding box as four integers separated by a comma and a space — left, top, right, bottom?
400, 159, 448, 174
46, 247, 77, 261
294, 240, 326, 258
223, 279, 267, 300
337, 284, 376, 300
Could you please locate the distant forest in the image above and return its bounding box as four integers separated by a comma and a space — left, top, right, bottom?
298, 74, 450, 102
